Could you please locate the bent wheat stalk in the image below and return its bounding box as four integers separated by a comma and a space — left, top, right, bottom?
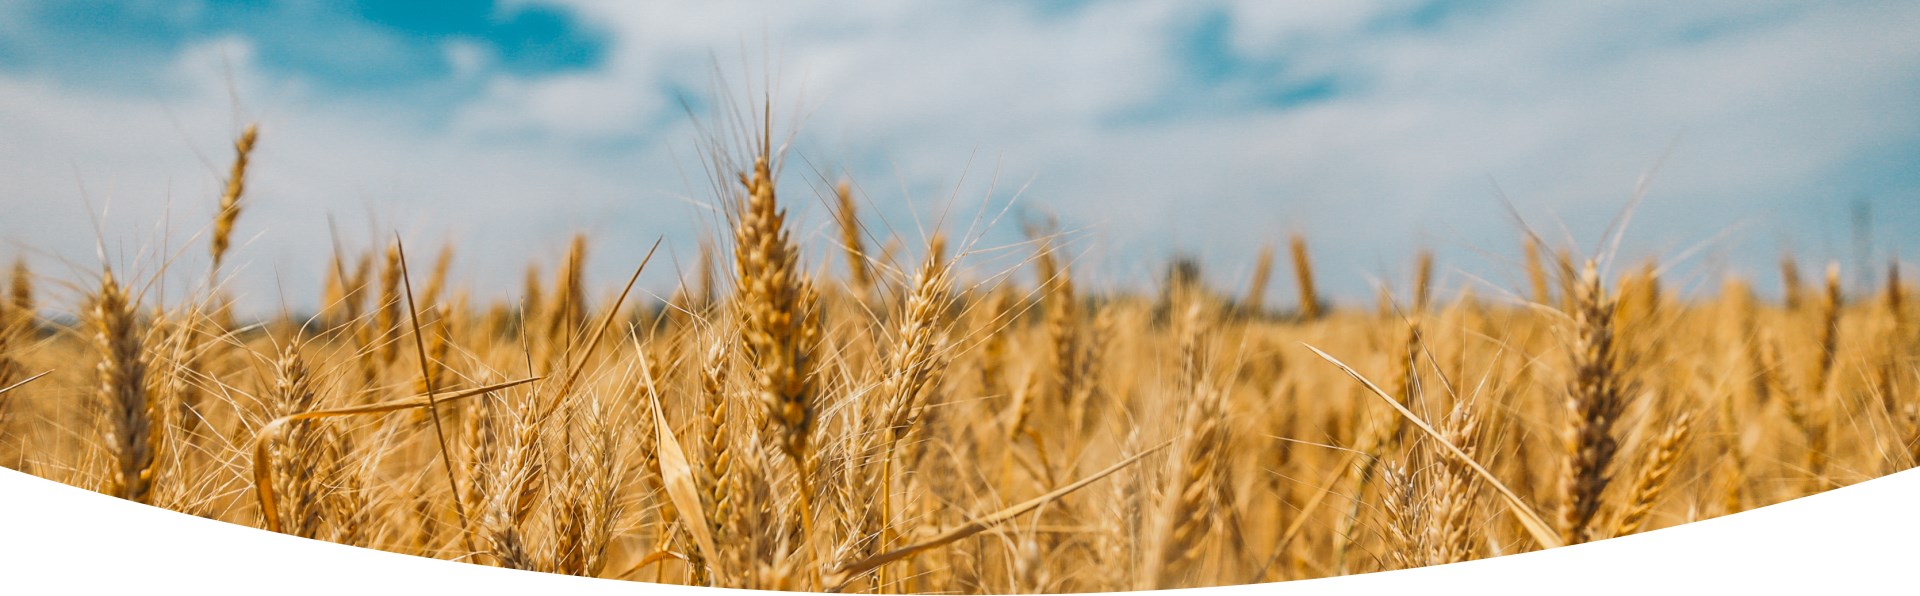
1304, 344, 1564, 550
252, 378, 540, 533
822, 441, 1172, 592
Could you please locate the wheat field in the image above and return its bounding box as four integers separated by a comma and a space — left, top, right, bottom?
0, 117, 1912, 593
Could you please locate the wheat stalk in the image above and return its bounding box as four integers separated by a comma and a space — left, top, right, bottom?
548, 234, 589, 354
1780, 254, 1804, 311
1289, 234, 1321, 321
210, 123, 259, 277
1525, 236, 1551, 305
833, 178, 872, 297
1245, 243, 1274, 316
1145, 305, 1227, 589
1413, 250, 1435, 314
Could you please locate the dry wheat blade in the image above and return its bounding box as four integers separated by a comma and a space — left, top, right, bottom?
541, 236, 663, 420
822, 440, 1171, 592
396, 236, 474, 554
642, 355, 720, 578
1304, 343, 1565, 550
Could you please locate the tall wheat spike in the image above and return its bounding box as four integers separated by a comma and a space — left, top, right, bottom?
1290, 234, 1321, 321
1412, 250, 1434, 314
1145, 304, 1226, 589
1814, 262, 1842, 396
1558, 260, 1629, 545
1525, 236, 1551, 305
1044, 244, 1081, 414
1802, 262, 1842, 489
548, 234, 589, 353
265, 341, 331, 538
695, 236, 718, 311
553, 394, 620, 577
476, 389, 545, 570
1780, 254, 1804, 311
834, 178, 872, 297
93, 271, 158, 504
1612, 410, 1692, 537
730, 122, 823, 583
1428, 399, 1483, 565
210, 123, 259, 277
419, 244, 455, 310
698, 338, 735, 545
876, 242, 955, 444
1887, 258, 1907, 337
375, 243, 403, 365
735, 152, 819, 465
1245, 243, 1274, 316
521, 264, 545, 334
978, 288, 1012, 399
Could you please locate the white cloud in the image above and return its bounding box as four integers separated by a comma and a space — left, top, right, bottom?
444, 39, 492, 80
3, 1, 1919, 314
0, 36, 698, 313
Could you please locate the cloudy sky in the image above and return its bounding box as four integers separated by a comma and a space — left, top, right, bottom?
3, 1, 1918, 313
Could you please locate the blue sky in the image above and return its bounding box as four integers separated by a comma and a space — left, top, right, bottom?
2, 1, 1917, 313
1, 1, 603, 84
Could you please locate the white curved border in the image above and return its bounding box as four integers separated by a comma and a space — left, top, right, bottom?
3, 466, 1912, 594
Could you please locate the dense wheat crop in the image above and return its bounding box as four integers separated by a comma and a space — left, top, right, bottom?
1, 116, 1915, 593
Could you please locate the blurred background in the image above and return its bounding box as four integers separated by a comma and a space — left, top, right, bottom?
2, 1, 1917, 315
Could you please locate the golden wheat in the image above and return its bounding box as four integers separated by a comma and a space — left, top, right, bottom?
1, 113, 1910, 595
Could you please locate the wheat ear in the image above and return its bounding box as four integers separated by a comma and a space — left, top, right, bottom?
210, 123, 259, 277
834, 178, 872, 297
1558, 260, 1631, 545
1245, 243, 1274, 316
1612, 410, 1693, 537
1289, 233, 1321, 321
93, 271, 158, 504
